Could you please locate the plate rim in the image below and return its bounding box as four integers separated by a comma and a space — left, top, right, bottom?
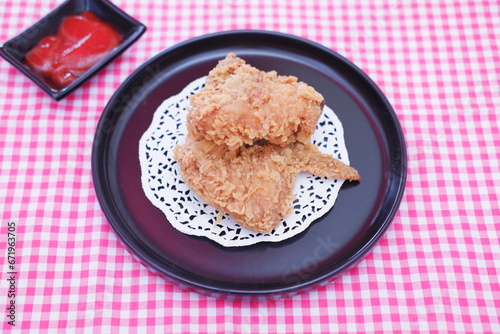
92, 29, 407, 297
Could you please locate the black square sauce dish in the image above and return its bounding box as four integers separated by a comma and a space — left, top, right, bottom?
0, 0, 146, 100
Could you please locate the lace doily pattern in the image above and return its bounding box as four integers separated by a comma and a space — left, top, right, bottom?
139, 76, 351, 247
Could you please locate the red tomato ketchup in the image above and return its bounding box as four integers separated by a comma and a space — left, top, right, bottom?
25, 11, 122, 86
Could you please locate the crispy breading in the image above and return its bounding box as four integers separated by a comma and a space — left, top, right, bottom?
186, 52, 325, 151
173, 53, 361, 234
174, 136, 360, 233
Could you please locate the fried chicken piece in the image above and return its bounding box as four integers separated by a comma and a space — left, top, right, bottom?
174, 136, 360, 233
187, 53, 325, 151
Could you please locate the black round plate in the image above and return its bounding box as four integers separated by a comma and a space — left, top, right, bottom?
92, 30, 407, 298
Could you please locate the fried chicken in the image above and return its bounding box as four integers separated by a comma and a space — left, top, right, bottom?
174, 136, 361, 234
187, 52, 325, 151
172, 52, 361, 234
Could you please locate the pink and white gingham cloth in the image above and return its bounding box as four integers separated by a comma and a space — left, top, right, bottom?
1, 0, 499, 332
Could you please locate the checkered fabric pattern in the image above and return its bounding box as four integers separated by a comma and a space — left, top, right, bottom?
1, 0, 499, 332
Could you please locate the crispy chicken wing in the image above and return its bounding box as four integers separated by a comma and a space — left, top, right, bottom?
187, 52, 325, 151
174, 136, 360, 233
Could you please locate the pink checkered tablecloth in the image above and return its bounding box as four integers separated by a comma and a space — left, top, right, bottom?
1, 0, 499, 332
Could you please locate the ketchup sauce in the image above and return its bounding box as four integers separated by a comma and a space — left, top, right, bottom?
25, 11, 122, 86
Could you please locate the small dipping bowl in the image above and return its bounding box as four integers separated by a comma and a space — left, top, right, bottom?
0, 0, 146, 100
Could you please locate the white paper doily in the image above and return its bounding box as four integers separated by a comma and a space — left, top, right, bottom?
139, 76, 351, 247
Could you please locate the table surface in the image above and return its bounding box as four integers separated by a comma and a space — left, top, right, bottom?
1, 0, 499, 332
